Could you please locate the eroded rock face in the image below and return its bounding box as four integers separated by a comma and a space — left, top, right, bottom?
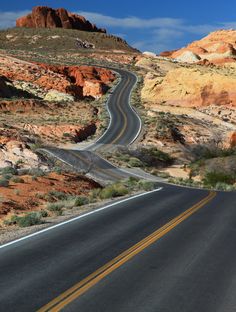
38, 64, 115, 98
0, 55, 115, 100
161, 30, 236, 65
16, 6, 106, 33
142, 67, 236, 108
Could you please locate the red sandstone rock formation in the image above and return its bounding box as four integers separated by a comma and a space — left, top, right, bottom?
0, 55, 115, 99
37, 64, 115, 98
16, 6, 106, 33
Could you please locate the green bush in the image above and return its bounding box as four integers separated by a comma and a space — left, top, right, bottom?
0, 166, 17, 175
138, 180, 155, 191
128, 157, 143, 167
99, 184, 128, 200
74, 196, 89, 206
203, 171, 236, 187
47, 202, 64, 215
46, 191, 69, 202
215, 183, 235, 191
2, 174, 13, 181
192, 145, 236, 161
17, 213, 43, 227
4, 213, 43, 227
11, 176, 25, 183
28, 168, 46, 177
0, 178, 9, 187
39, 210, 48, 218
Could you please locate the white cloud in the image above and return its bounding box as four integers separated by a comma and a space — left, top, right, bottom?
0, 11, 30, 29
78, 11, 233, 53
78, 11, 184, 29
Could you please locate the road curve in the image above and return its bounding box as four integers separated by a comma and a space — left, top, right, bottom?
87, 68, 141, 150
42, 67, 155, 183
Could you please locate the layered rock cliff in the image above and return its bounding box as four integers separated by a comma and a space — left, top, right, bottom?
16, 6, 106, 33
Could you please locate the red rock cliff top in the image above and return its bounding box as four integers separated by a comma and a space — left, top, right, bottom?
16, 6, 106, 33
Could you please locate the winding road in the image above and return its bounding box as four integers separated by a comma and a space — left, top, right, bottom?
41, 68, 160, 183
0, 68, 236, 312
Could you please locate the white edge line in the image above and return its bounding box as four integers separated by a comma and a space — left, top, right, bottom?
0, 187, 163, 250
127, 72, 142, 145
79, 68, 142, 150
80, 72, 121, 150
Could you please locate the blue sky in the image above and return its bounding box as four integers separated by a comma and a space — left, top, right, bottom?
1, 0, 236, 53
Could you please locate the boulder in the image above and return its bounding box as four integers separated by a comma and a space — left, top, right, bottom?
44, 90, 75, 102
143, 51, 157, 58
175, 51, 201, 63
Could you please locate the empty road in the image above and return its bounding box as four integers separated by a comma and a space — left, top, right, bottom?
1, 67, 236, 312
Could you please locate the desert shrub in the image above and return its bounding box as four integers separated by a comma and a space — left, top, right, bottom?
46, 202, 64, 215
138, 180, 155, 191
203, 171, 236, 187
46, 191, 69, 202
214, 183, 235, 192
74, 196, 89, 206
128, 157, 143, 167
0, 166, 17, 175
5, 213, 43, 227
89, 188, 102, 200
191, 145, 236, 161
0, 177, 9, 187
62, 133, 71, 137
28, 168, 46, 177
39, 210, 48, 218
2, 174, 13, 181
31, 176, 38, 181
11, 176, 24, 183
119, 146, 173, 168
124, 177, 140, 188
17, 213, 43, 227
14, 189, 20, 195
99, 184, 128, 200
53, 166, 63, 174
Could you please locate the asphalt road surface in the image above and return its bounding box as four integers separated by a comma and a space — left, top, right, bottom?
2, 185, 236, 312
42, 68, 144, 183
1, 67, 236, 312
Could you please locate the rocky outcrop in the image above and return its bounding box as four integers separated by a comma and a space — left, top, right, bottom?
44, 90, 75, 102
16, 6, 106, 33
161, 30, 236, 65
38, 64, 115, 98
0, 55, 115, 100
143, 51, 157, 58
142, 67, 236, 108
22, 123, 97, 143
0, 139, 40, 169
175, 51, 201, 63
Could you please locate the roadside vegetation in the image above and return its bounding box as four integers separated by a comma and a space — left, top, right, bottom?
168, 143, 236, 191
1, 176, 157, 228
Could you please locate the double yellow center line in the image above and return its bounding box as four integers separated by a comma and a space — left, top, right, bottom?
38, 191, 216, 312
